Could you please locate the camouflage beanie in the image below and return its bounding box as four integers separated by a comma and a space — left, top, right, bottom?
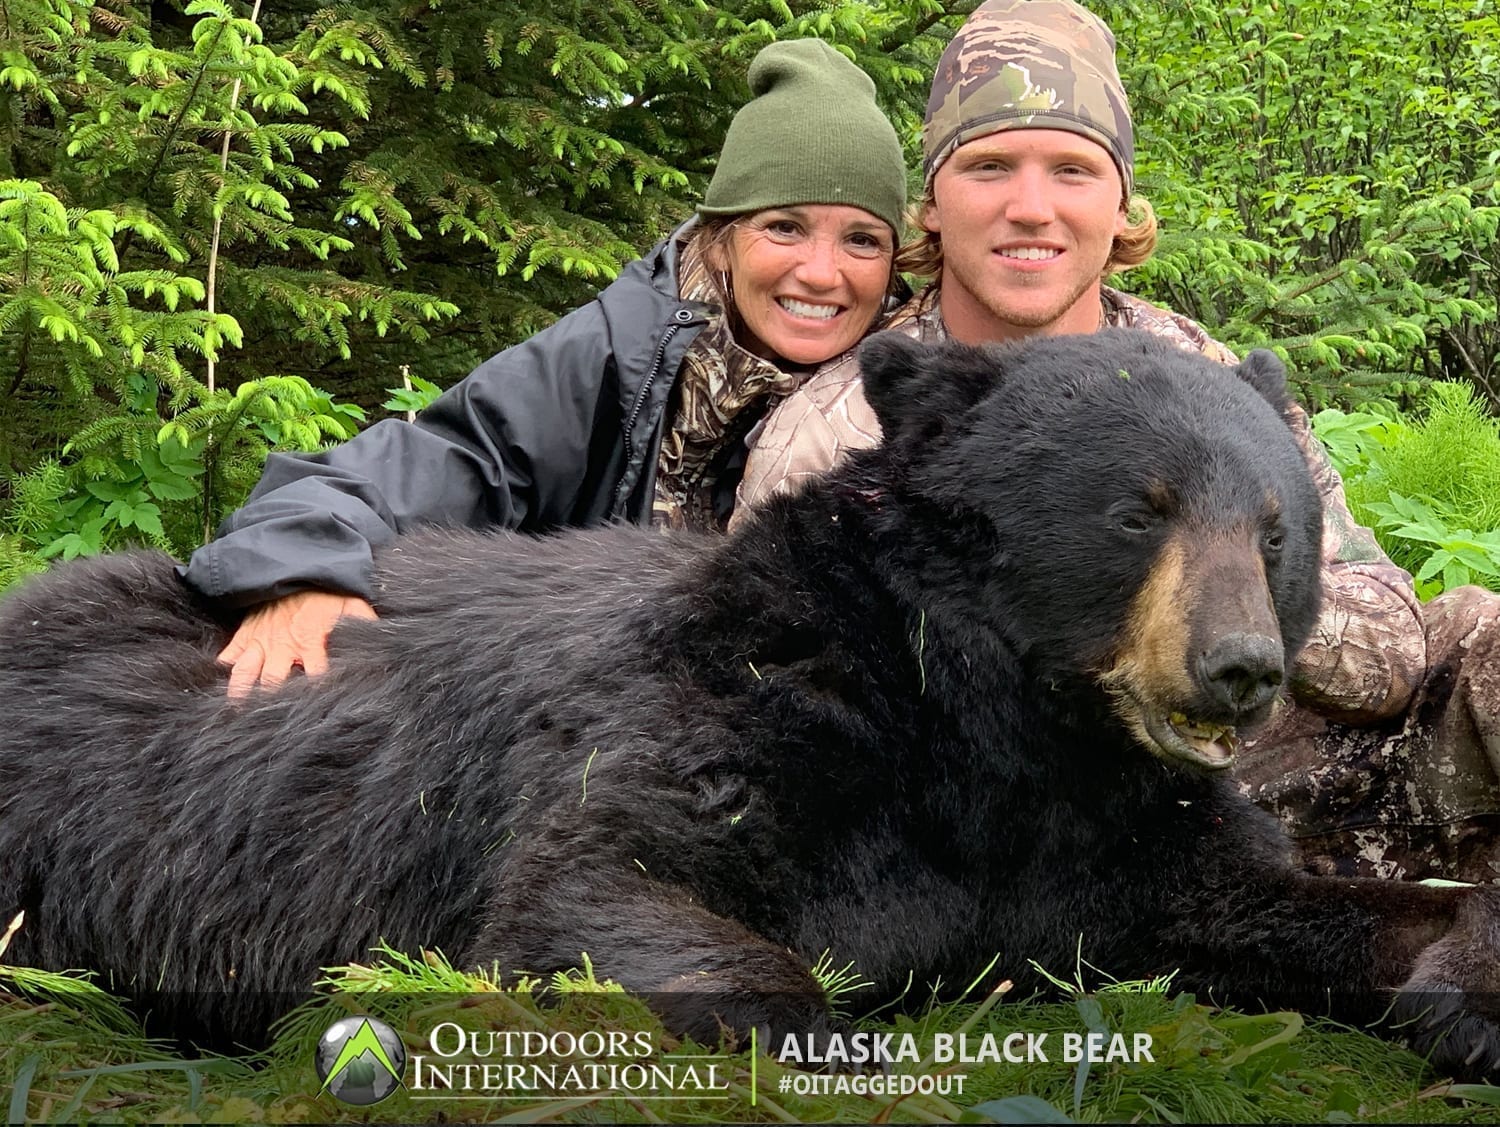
923, 0, 1134, 196
700, 39, 907, 235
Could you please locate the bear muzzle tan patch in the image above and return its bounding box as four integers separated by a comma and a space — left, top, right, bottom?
1100, 528, 1284, 771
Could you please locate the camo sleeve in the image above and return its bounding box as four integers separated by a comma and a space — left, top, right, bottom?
1284, 401, 1426, 722
731, 350, 878, 529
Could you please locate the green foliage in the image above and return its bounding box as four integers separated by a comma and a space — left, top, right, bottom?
0, 0, 460, 568
0, 0, 950, 583
5, 377, 363, 567
1314, 382, 1500, 598
5, 0, 1497, 585
382, 371, 444, 415
1111, 0, 1500, 406
0, 534, 48, 592
1361, 492, 1500, 598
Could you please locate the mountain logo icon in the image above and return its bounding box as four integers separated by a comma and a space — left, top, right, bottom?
315, 1016, 406, 1105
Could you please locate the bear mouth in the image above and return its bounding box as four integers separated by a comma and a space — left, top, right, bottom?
1101, 674, 1245, 771
1139, 707, 1240, 770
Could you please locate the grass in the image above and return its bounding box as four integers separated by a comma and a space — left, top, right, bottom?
4, 952, 1500, 1124
1342, 383, 1500, 537
1314, 381, 1500, 596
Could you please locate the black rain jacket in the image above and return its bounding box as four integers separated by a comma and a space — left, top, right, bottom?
179, 226, 711, 607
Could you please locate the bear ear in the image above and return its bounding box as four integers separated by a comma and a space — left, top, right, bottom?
859, 333, 997, 445
1235, 349, 1289, 408
859, 332, 928, 436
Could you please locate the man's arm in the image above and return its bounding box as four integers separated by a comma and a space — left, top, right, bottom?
1283, 401, 1426, 723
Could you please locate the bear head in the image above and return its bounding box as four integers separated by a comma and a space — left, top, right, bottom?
857, 329, 1324, 771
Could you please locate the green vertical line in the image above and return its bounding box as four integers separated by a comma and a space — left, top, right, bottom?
751, 1026, 757, 1105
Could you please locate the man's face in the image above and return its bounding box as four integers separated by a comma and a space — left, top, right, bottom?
922, 129, 1127, 345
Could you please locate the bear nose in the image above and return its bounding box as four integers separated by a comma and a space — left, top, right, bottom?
1197, 633, 1284, 715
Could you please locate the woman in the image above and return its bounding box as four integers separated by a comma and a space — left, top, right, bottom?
179, 38, 909, 697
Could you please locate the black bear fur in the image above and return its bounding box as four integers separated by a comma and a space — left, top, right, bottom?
2, 330, 1498, 1076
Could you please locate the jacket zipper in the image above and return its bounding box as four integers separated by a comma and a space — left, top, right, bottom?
612, 320, 683, 514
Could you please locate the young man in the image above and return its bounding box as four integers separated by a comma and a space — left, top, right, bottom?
734, 0, 1500, 885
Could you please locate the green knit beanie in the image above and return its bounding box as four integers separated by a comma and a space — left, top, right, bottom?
699, 39, 907, 236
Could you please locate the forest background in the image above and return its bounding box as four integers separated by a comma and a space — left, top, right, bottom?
0, 0, 1497, 586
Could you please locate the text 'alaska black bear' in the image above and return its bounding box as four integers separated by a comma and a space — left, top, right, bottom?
2, 331, 1498, 1076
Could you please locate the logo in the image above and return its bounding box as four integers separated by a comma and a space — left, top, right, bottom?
316, 1016, 406, 1105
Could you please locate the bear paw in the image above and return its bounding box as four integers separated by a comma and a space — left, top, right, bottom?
1393, 887, 1500, 1081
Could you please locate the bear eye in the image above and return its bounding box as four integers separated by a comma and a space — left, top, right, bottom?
1261, 527, 1285, 555
1108, 503, 1156, 536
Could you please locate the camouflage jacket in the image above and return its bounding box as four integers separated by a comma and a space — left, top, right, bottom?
733, 284, 1427, 723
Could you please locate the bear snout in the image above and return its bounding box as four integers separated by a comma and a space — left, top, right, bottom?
1196, 631, 1284, 717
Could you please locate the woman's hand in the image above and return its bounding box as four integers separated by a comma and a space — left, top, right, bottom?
218, 590, 378, 700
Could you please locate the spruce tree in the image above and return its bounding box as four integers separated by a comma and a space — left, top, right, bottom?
0, 0, 954, 575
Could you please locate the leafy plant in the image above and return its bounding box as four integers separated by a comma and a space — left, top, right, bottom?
6, 378, 365, 567
1113, 0, 1500, 406
1361, 492, 1500, 600
1344, 382, 1500, 531
1306, 405, 1402, 480
382, 372, 445, 416
1314, 381, 1500, 597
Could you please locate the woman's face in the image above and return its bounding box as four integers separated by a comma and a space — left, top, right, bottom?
709, 205, 895, 366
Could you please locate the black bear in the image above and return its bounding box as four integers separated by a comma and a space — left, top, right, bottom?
1, 331, 1498, 1077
